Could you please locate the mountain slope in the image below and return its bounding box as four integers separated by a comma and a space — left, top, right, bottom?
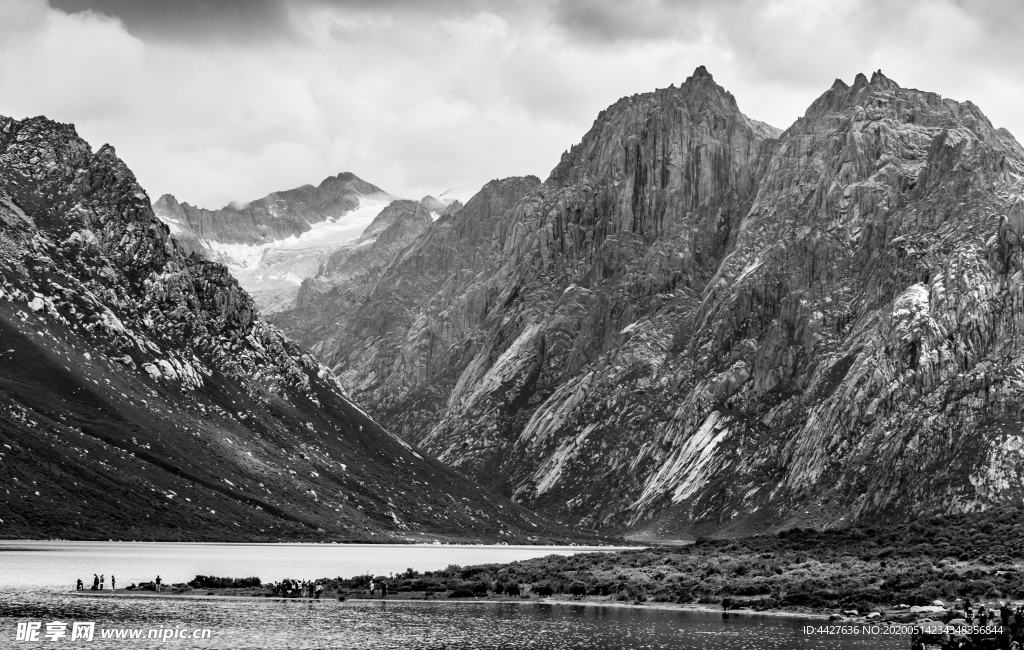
282, 67, 1024, 539
0, 114, 584, 543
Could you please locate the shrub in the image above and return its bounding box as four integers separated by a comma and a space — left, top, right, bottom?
188, 575, 260, 589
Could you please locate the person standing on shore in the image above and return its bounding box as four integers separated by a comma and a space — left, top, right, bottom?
369, 580, 375, 598
100, 574, 105, 590
111, 575, 116, 591
155, 575, 162, 592
76, 578, 83, 591
92, 574, 99, 590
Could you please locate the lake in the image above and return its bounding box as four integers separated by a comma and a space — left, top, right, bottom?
0, 542, 908, 649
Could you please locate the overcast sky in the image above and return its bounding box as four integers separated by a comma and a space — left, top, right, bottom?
1, 0, 1022, 208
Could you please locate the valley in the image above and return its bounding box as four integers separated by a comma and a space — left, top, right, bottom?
0, 115, 585, 544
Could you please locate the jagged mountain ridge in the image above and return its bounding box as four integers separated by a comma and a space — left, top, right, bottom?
154, 172, 392, 246
279, 67, 1024, 539
0, 114, 587, 543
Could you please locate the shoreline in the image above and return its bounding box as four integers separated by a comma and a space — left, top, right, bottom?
67, 590, 834, 620
0, 540, 634, 549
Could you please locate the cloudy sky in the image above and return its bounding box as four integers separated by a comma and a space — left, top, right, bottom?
1, 0, 1021, 208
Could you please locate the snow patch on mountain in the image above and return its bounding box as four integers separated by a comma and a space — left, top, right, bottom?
178, 196, 393, 272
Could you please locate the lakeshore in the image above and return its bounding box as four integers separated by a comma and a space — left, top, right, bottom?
3, 539, 916, 648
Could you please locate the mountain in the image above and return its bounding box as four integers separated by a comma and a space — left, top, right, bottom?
279, 66, 1024, 540
0, 114, 589, 544
152, 173, 398, 314
273, 195, 463, 359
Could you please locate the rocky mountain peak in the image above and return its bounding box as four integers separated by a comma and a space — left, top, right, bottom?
688, 64, 713, 80
315, 171, 386, 197
801, 69, 994, 134
153, 193, 181, 210
869, 69, 898, 89
547, 67, 777, 253
678, 65, 740, 111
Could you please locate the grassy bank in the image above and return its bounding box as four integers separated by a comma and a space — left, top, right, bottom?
320, 506, 1024, 613
111, 507, 1024, 616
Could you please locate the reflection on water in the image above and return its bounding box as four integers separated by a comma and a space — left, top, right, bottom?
0, 542, 907, 649
0, 594, 907, 650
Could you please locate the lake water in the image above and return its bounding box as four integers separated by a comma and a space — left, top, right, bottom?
0, 542, 908, 649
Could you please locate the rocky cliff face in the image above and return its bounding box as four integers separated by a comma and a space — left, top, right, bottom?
0, 114, 586, 543
280, 67, 1024, 539
153, 173, 397, 314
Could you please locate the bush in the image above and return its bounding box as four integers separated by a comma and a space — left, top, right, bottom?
188, 575, 260, 589
326, 506, 1024, 614
410, 578, 441, 591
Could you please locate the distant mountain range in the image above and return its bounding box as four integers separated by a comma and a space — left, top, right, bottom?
151, 173, 398, 313
0, 115, 584, 543
272, 67, 1024, 540
153, 174, 475, 314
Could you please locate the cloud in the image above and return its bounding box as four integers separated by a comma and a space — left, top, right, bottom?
0, 0, 1020, 209
549, 0, 717, 43
48, 0, 294, 42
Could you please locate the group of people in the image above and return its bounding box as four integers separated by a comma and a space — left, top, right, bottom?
75, 575, 162, 592
76, 574, 115, 591
912, 599, 1024, 649
269, 580, 324, 599
367, 580, 390, 598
